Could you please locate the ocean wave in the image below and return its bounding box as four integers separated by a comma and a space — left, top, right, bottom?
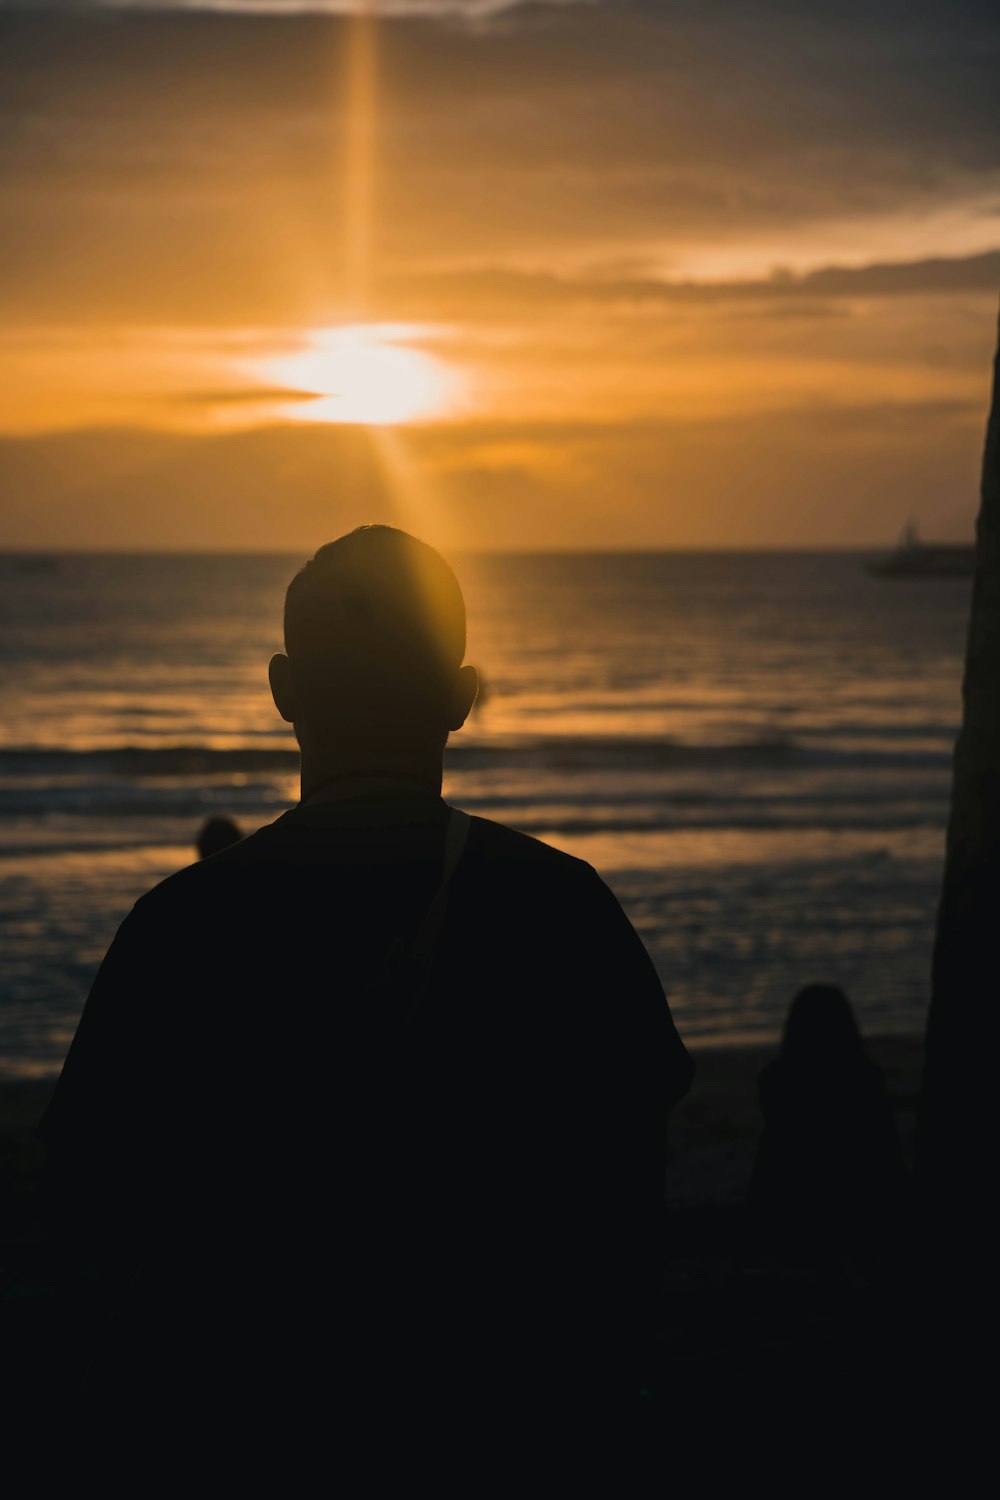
0, 773, 950, 839
0, 734, 956, 779
0, 809, 948, 846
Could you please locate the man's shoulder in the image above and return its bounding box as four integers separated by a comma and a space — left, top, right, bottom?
465, 812, 594, 878
129, 819, 287, 918
127, 809, 603, 921
462, 813, 620, 914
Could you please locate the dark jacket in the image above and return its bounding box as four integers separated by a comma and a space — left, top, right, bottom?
41, 792, 693, 1422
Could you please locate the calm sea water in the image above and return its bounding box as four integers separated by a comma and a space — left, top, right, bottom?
0, 551, 970, 1078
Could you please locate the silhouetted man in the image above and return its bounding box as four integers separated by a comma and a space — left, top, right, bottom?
40, 526, 692, 1447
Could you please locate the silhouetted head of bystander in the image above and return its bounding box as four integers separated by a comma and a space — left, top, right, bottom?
196, 815, 243, 860
269, 526, 478, 770
781, 982, 863, 1069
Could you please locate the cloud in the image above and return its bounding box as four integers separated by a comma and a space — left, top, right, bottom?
0, 394, 987, 549
379, 251, 1000, 319
1, 0, 996, 552
0, 2, 998, 323
22, 1, 571, 14
174, 386, 318, 404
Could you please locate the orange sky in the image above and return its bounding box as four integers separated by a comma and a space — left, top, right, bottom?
1, 1, 998, 550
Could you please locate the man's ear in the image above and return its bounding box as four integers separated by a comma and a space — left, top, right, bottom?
269, 653, 299, 725
446, 664, 479, 732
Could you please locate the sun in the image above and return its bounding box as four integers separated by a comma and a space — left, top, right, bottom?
253, 324, 457, 426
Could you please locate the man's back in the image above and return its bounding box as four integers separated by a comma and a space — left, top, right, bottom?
41, 529, 693, 1442
42, 788, 692, 1420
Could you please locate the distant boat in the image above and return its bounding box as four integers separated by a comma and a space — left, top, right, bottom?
866, 521, 974, 579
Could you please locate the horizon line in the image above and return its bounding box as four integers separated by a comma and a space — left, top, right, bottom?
0, 542, 971, 557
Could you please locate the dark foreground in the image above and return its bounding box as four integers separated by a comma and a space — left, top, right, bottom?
0, 1033, 981, 1472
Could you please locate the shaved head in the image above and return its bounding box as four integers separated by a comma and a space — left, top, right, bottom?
281, 526, 469, 745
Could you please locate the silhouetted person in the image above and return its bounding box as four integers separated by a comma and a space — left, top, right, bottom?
39, 526, 693, 1456
749, 984, 908, 1261
195, 814, 242, 860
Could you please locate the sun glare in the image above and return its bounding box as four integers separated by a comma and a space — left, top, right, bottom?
253, 325, 457, 425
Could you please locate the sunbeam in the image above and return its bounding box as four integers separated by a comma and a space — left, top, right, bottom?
343, 0, 378, 316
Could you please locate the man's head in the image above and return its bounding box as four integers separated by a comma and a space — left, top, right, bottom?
269, 526, 478, 764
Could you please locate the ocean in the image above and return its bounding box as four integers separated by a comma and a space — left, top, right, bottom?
0, 550, 969, 1079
